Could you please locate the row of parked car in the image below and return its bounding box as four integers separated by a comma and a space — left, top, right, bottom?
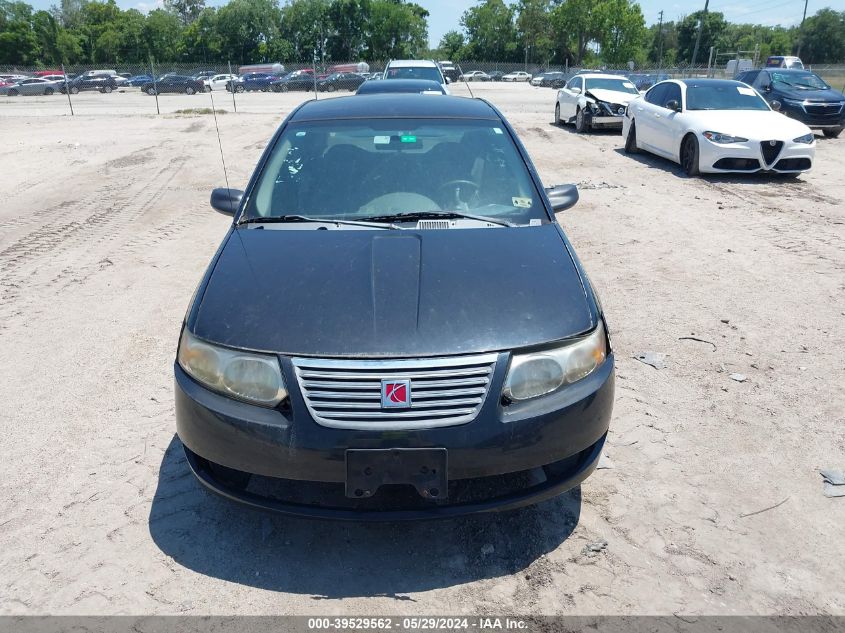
550, 69, 843, 179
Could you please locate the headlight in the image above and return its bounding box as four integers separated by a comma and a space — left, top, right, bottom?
502, 322, 607, 401
793, 133, 815, 144
702, 131, 748, 144
177, 328, 287, 407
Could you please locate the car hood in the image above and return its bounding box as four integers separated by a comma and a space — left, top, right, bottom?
192, 225, 594, 357
685, 109, 811, 139
774, 84, 845, 102
586, 88, 639, 104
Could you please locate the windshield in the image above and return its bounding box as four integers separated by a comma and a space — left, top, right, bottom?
245, 119, 545, 226
772, 71, 829, 90
385, 66, 442, 83
686, 84, 770, 111
585, 77, 639, 94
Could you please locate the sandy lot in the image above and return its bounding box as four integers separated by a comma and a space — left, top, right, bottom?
0, 82, 843, 616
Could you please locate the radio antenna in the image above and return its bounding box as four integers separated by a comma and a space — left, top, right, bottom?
209, 90, 233, 210
457, 63, 475, 98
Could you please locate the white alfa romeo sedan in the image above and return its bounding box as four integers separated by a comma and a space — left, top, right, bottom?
622, 78, 815, 176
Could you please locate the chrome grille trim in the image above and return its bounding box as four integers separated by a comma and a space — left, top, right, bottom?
292, 353, 498, 430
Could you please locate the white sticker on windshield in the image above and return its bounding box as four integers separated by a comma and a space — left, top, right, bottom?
493, 127, 504, 135
737, 86, 756, 96
374, 135, 390, 144
512, 197, 532, 208
623, 82, 636, 89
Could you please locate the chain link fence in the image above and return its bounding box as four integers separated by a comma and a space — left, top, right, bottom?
1, 61, 844, 117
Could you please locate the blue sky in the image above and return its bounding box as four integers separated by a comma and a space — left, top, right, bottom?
21, 0, 845, 46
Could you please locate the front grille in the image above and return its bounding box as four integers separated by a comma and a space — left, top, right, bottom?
774, 157, 811, 171
760, 140, 784, 166
713, 157, 760, 171
805, 103, 843, 116
292, 354, 498, 430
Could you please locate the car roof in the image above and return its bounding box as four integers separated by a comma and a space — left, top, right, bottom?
677, 78, 745, 89
577, 73, 629, 80
387, 59, 438, 68
289, 94, 499, 121
356, 79, 445, 94
759, 68, 812, 73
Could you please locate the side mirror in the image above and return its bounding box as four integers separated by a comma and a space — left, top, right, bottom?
210, 187, 243, 216
771, 100, 782, 112
666, 99, 681, 112
546, 184, 579, 213
763, 84, 772, 92
445, 77, 451, 84
571, 87, 581, 94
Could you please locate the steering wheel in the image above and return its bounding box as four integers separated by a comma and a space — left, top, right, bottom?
437, 179, 480, 207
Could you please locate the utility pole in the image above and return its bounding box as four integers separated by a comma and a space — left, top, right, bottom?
690, 0, 710, 70
657, 10, 664, 70
796, 0, 809, 57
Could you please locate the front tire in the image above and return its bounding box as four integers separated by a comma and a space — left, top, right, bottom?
575, 107, 589, 133
45, 88, 54, 95
70, 86, 79, 94
624, 121, 639, 154
185, 86, 195, 95
555, 102, 561, 125
146, 86, 157, 96
236, 85, 245, 93
8, 89, 18, 96
327, 84, 336, 92
681, 135, 701, 176
103, 85, 112, 94
823, 127, 842, 138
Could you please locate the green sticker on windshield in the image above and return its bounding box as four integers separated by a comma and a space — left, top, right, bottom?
512, 197, 532, 208
400, 135, 417, 143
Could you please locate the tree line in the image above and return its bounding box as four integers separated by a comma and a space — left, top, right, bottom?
1, 0, 844, 67
442, 0, 845, 66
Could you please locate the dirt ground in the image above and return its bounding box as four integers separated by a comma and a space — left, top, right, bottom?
0, 82, 843, 616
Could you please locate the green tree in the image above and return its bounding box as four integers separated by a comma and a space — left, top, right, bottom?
178, 7, 222, 61
550, 0, 599, 64
327, 0, 369, 60
438, 29, 464, 60
0, 0, 38, 64
516, 0, 552, 64
594, 0, 646, 65
798, 8, 845, 63
144, 8, 182, 61
280, 0, 329, 61
217, 0, 282, 63
677, 10, 727, 65
164, 0, 205, 25
365, 0, 427, 60
460, 0, 517, 61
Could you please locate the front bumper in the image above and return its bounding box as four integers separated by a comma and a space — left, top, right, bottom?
780, 102, 845, 130
586, 114, 624, 129
175, 351, 614, 519
698, 137, 815, 174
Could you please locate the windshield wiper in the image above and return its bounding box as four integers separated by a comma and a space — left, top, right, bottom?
356, 210, 515, 228
238, 214, 397, 229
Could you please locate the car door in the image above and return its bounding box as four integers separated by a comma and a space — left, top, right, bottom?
631, 83, 667, 150
650, 82, 684, 157
750, 71, 772, 101
559, 76, 582, 121
18, 79, 38, 95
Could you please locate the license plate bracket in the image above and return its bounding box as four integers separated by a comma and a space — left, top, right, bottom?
345, 448, 448, 500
